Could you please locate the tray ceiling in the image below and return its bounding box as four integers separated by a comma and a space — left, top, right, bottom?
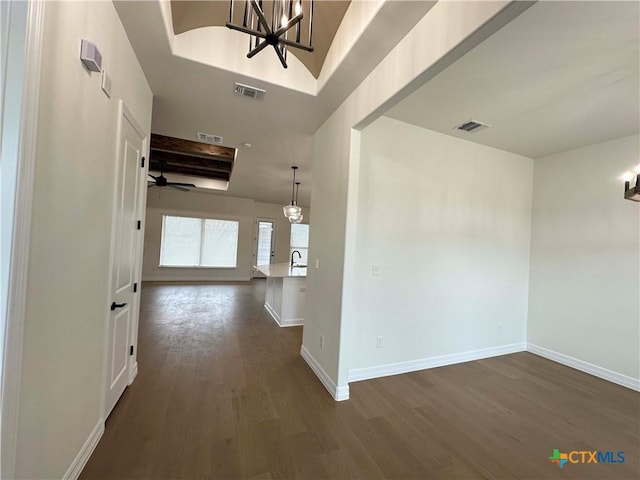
170, 0, 351, 78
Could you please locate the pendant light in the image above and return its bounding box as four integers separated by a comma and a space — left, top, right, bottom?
289, 181, 303, 224
283, 166, 302, 219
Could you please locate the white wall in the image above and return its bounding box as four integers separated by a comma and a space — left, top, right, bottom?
1, 0, 27, 395
528, 135, 640, 381
14, 2, 153, 478
304, 0, 521, 394
143, 189, 310, 281
348, 116, 533, 373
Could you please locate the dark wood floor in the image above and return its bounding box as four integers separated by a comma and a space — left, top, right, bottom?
81, 281, 639, 479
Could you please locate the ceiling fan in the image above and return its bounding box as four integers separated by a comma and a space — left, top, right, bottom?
147, 169, 196, 192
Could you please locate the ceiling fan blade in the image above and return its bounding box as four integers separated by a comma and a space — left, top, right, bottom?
148, 174, 158, 180
169, 185, 190, 192
167, 182, 196, 188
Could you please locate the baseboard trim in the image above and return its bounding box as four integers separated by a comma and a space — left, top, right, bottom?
264, 303, 281, 325
263, 303, 303, 327
348, 342, 526, 383
142, 276, 251, 282
526, 343, 640, 392
279, 318, 304, 327
63, 418, 104, 480
128, 361, 138, 385
300, 345, 349, 401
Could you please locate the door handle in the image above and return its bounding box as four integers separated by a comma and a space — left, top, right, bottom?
110, 302, 127, 311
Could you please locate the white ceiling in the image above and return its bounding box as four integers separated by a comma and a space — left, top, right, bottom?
386, 1, 640, 159
115, 1, 638, 207
114, 1, 434, 207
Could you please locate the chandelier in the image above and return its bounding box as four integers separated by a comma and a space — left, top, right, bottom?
283, 166, 303, 223
226, 0, 314, 69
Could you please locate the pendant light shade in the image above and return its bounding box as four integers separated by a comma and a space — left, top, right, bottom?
289, 181, 303, 223
289, 213, 303, 224
283, 166, 302, 220
283, 204, 302, 217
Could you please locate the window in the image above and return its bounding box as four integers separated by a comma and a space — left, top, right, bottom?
160, 215, 239, 267
289, 223, 309, 265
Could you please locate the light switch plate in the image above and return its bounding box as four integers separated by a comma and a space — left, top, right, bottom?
101, 69, 112, 98
372, 264, 380, 275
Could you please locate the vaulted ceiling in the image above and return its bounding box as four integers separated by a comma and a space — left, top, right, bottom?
114, 0, 434, 206
170, 1, 351, 78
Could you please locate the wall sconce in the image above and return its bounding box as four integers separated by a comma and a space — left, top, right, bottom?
624, 166, 640, 202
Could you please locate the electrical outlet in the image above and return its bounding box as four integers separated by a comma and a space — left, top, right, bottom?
376, 336, 383, 348
320, 335, 325, 349
372, 264, 380, 276
315, 258, 320, 270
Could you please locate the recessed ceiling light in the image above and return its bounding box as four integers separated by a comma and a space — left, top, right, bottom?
242, 142, 252, 148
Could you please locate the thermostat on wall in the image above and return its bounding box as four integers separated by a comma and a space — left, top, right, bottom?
80, 39, 102, 72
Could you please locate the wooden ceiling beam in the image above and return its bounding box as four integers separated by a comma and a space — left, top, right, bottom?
149, 150, 233, 172
149, 133, 236, 182
149, 163, 231, 182
151, 133, 236, 161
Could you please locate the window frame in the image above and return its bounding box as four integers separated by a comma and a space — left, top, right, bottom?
289, 223, 310, 266
159, 213, 240, 269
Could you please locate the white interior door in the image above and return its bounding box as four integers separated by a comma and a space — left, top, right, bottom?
105, 104, 145, 417
253, 219, 275, 278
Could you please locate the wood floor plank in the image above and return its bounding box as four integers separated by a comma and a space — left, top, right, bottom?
80, 281, 640, 480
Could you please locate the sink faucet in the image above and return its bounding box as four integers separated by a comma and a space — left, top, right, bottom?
291, 250, 301, 266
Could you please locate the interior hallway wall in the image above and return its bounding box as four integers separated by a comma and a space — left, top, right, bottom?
348, 116, 533, 375
528, 134, 640, 383
304, 0, 525, 395
14, 1, 153, 478
143, 188, 310, 281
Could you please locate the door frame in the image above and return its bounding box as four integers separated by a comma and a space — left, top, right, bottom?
100, 100, 149, 418
253, 217, 276, 278
1, 2, 45, 478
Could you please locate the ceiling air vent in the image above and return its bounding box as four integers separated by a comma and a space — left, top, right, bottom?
196, 132, 223, 144
454, 119, 491, 133
234, 82, 266, 99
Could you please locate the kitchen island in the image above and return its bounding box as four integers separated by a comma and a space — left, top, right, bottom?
255, 263, 306, 327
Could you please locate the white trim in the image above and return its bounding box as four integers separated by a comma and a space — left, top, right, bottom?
62, 419, 104, 480
264, 302, 280, 325
348, 342, 526, 383
300, 345, 349, 401
1, 2, 45, 478
142, 275, 251, 282
334, 384, 350, 401
121, 102, 145, 139
128, 361, 138, 385
527, 343, 640, 392
263, 303, 303, 328
252, 216, 277, 279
